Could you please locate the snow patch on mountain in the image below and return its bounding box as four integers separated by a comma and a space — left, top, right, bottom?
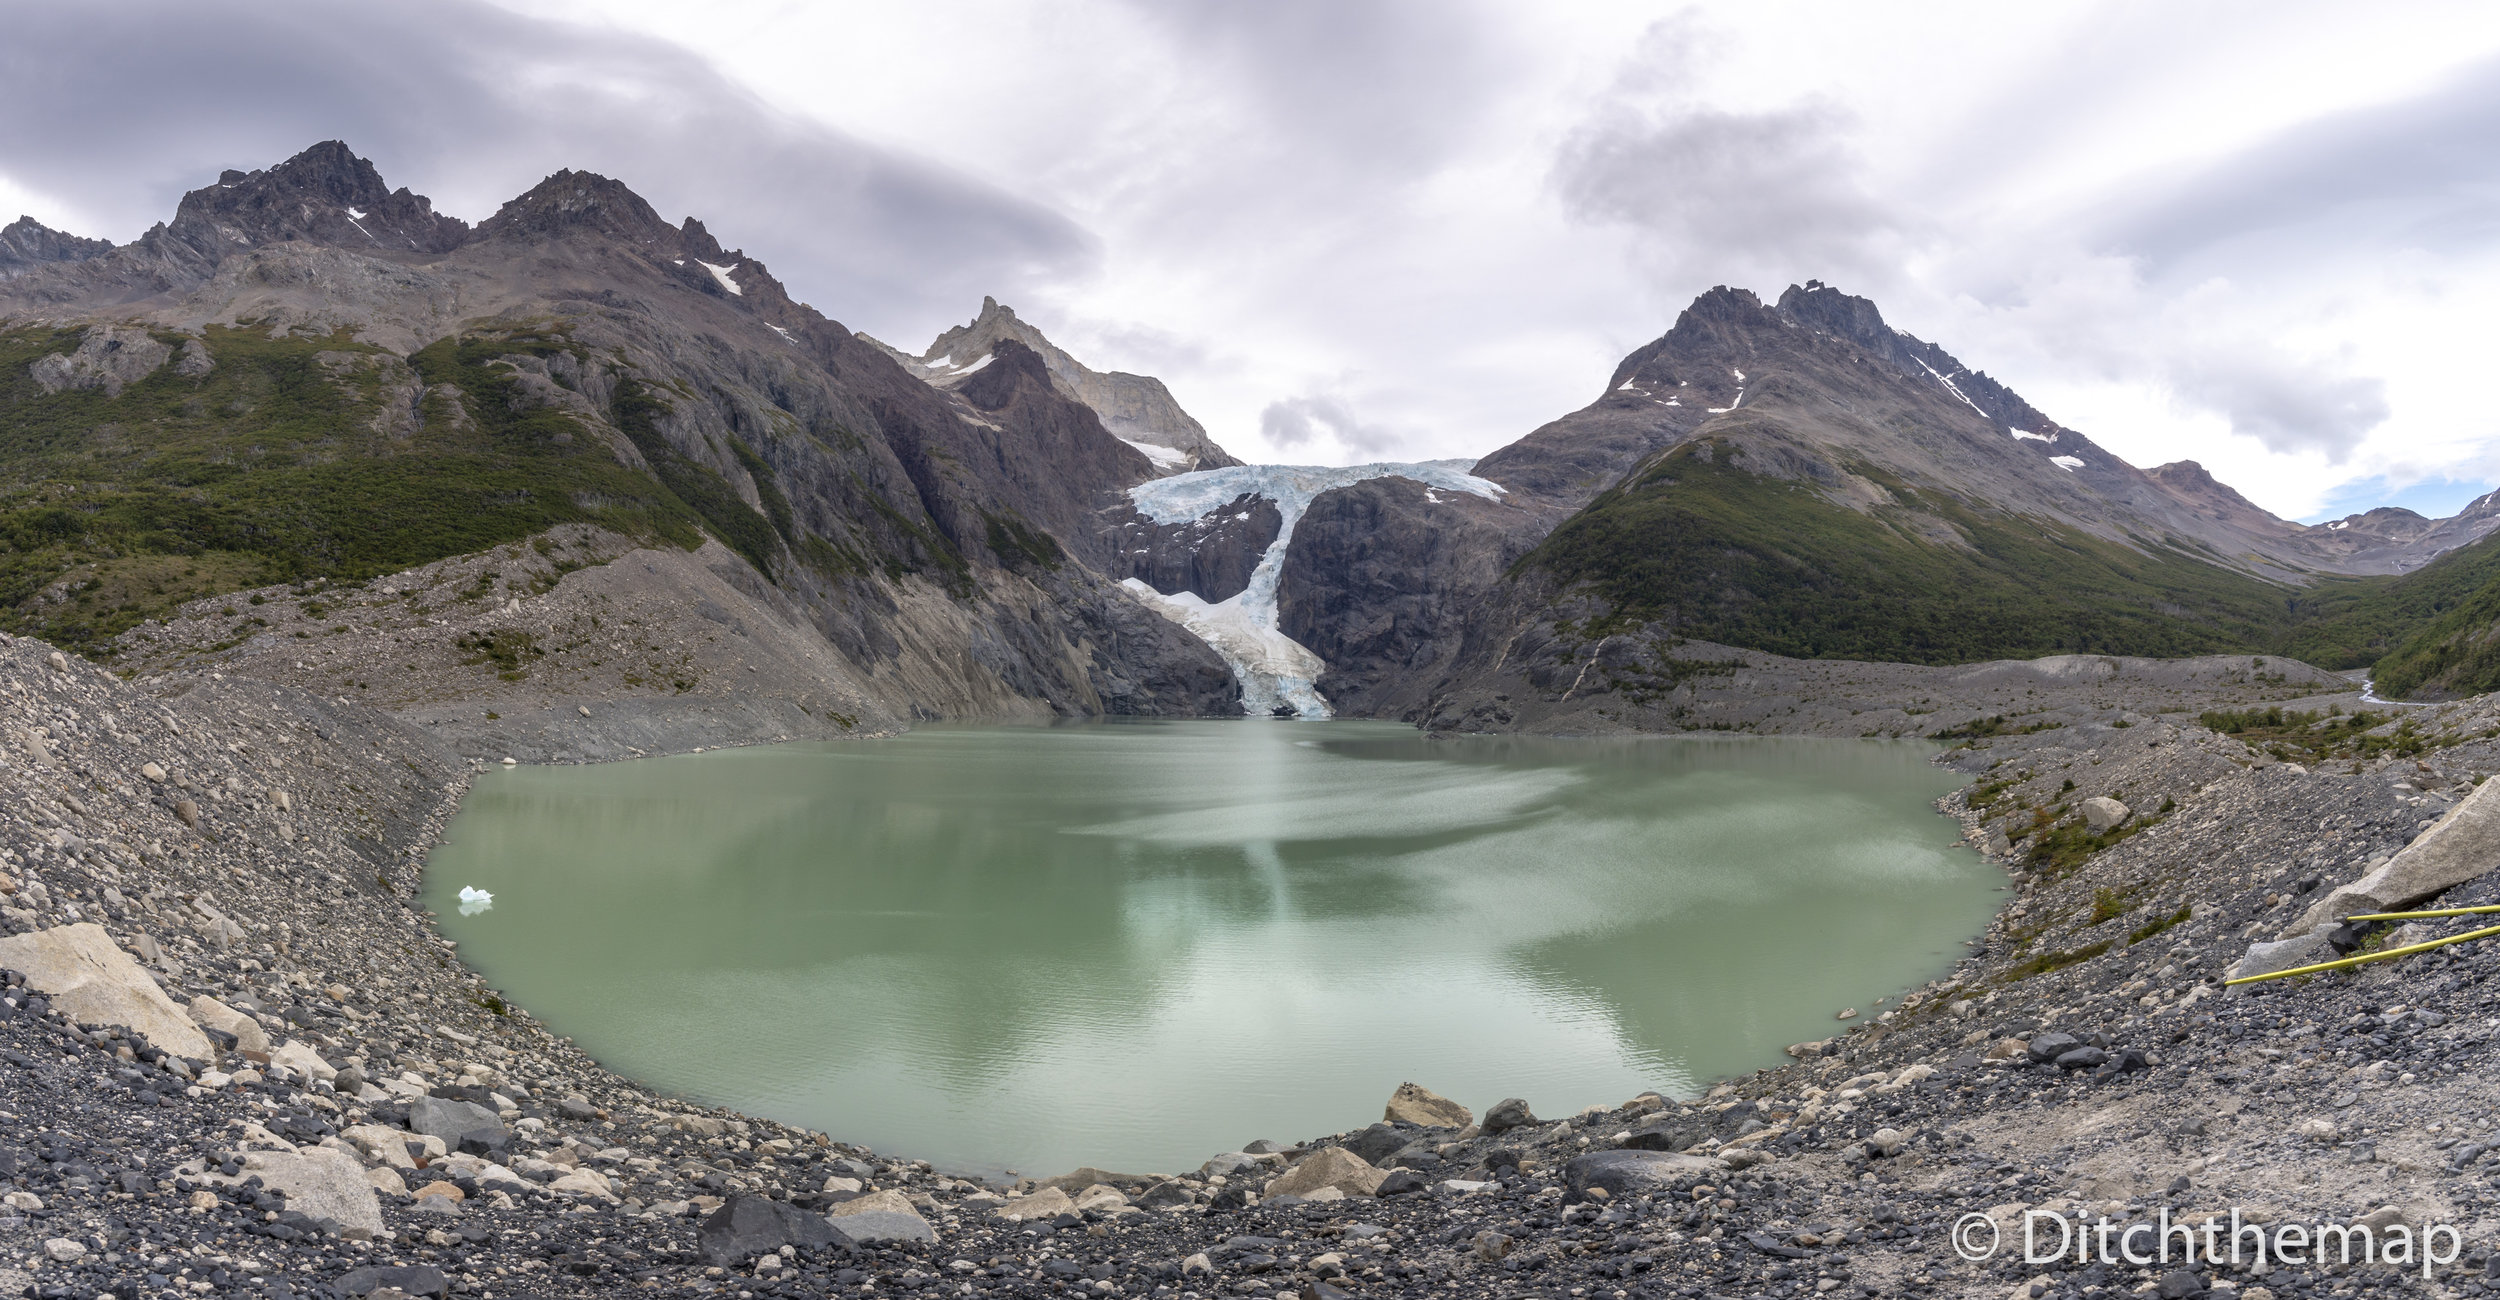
1126, 460, 1505, 717
1121, 438, 1191, 469
697, 260, 742, 295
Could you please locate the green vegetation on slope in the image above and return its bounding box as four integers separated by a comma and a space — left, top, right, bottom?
2273, 528, 2500, 674
603, 374, 782, 578
2290, 528, 2500, 698
2197, 704, 2434, 760
0, 323, 706, 652
1526, 439, 2302, 664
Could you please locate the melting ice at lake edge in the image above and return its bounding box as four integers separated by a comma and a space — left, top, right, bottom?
1123, 460, 1505, 717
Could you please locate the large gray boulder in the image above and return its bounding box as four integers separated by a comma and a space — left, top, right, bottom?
407, 1095, 507, 1151
0, 923, 209, 1058
205, 1147, 385, 1239
2292, 777, 2500, 934
2081, 797, 2131, 834
828, 1209, 936, 1247
2228, 927, 2338, 982
827, 1190, 937, 1244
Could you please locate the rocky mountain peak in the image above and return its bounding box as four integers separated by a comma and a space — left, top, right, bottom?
0, 216, 112, 279
473, 168, 681, 249
2149, 460, 2266, 508
1773, 280, 1889, 347
678, 217, 726, 262
864, 298, 1239, 472
163, 140, 468, 259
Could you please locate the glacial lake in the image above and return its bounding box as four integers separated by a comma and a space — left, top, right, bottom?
426, 721, 1999, 1178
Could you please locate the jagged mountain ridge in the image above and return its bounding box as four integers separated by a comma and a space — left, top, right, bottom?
11, 140, 2494, 722
0, 141, 1237, 722
1257, 281, 2500, 719
862, 296, 1239, 474
0, 216, 113, 280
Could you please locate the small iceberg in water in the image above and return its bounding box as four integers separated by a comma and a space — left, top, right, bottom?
458, 886, 494, 915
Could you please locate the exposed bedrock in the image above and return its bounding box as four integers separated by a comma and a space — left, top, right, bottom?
1276, 478, 1556, 719
1108, 493, 1282, 603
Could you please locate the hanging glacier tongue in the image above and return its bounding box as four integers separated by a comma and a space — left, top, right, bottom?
1123, 460, 1505, 717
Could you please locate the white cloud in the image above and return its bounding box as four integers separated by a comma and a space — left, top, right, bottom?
1260, 394, 1405, 461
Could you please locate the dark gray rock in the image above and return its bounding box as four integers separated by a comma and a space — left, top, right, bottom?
1375, 1169, 1430, 1197
1135, 1180, 1196, 1210
1344, 1122, 1413, 1167
2026, 1032, 2082, 1064
1278, 475, 1556, 718
1482, 1098, 1538, 1132
697, 1195, 837, 1265
2055, 1046, 2109, 1071
1620, 1119, 1705, 1153
2157, 1268, 2207, 1298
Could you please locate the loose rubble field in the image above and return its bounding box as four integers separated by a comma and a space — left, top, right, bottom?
8, 628, 2500, 1300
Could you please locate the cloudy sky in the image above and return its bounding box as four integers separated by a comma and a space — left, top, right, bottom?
6, 1, 2499, 522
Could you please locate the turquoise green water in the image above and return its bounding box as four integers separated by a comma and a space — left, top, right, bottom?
425, 721, 1999, 1178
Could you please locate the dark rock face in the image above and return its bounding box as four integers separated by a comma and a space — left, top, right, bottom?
1277, 478, 1548, 718
947, 339, 1157, 571
0, 216, 111, 278
1113, 494, 1282, 603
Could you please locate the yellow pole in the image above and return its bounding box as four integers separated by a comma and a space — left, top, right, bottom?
2223, 922, 2500, 987
2342, 904, 2500, 922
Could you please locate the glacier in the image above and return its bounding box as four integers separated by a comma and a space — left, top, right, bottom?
1123, 460, 1505, 718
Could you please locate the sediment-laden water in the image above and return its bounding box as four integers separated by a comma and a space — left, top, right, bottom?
428, 721, 1998, 1177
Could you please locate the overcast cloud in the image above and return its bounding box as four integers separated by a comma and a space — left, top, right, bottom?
5, 0, 2499, 521
0, 0, 1092, 333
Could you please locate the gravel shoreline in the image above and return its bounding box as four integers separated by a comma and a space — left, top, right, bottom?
8, 629, 2500, 1300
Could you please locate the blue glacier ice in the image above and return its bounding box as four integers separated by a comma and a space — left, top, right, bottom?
1123, 460, 1504, 717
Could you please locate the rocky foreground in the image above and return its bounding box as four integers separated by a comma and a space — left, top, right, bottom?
7, 631, 2500, 1300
